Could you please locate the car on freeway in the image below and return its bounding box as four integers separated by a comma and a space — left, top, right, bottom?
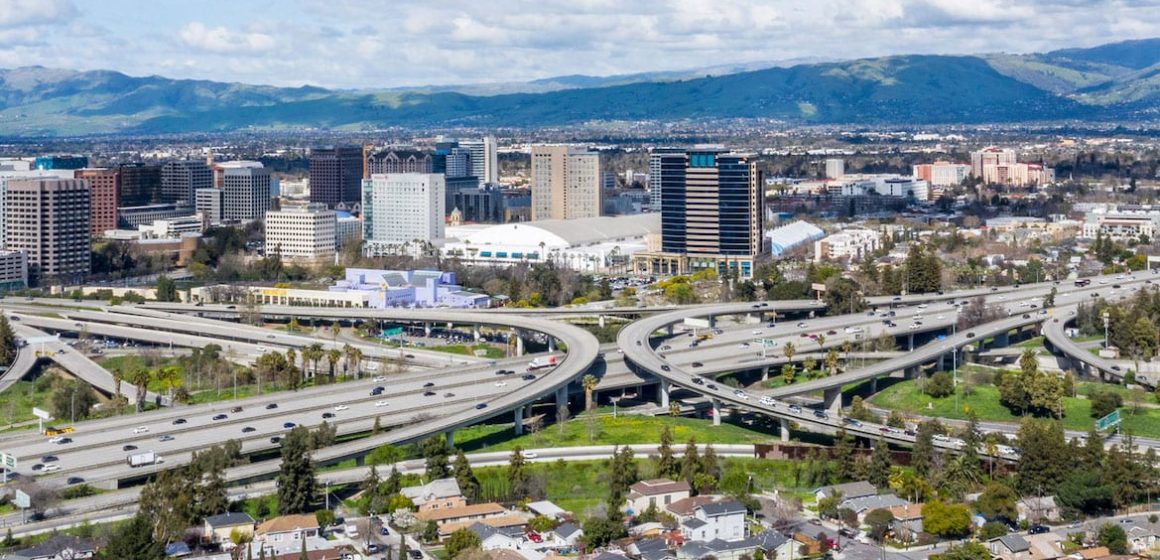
423, 382, 435, 388
423, 391, 436, 396
843, 418, 862, 427
123, 444, 138, 451
55, 438, 72, 444
738, 342, 749, 348
242, 427, 256, 433
375, 400, 389, 407
372, 376, 387, 382
521, 451, 538, 459
522, 374, 536, 381
495, 380, 507, 387
691, 362, 703, 368
660, 364, 672, 372
788, 405, 803, 414
265, 403, 278, 410
66, 476, 84, 485
42, 465, 60, 473
159, 435, 174, 442
321, 412, 335, 419
231, 406, 244, 413
212, 414, 228, 421
759, 396, 775, 405
1022, 314, 1031, 319
404, 354, 415, 359
333, 405, 349, 411
370, 386, 385, 396
283, 422, 296, 429
133, 426, 149, 434
31, 464, 43, 472
826, 329, 837, 335
814, 410, 828, 419
270, 436, 282, 444
475, 403, 488, 410
966, 332, 976, 338
692, 378, 704, 385
660, 345, 672, 350
444, 392, 455, 398
733, 389, 749, 400
41, 455, 58, 463
267, 334, 275, 339
796, 322, 807, 328
48, 436, 65, 444
706, 383, 718, 390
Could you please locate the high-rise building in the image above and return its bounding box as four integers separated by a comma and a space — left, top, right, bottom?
264, 204, 337, 265
362, 173, 445, 255
309, 145, 363, 206
970, 147, 1017, 177
4, 177, 91, 281
530, 145, 601, 221
75, 168, 120, 235
161, 161, 213, 204
825, 158, 846, 180
633, 149, 764, 279
196, 188, 223, 226
649, 148, 686, 211
458, 137, 498, 184
366, 150, 433, 176
116, 163, 162, 207
222, 166, 272, 222
34, 155, 88, 171
445, 147, 473, 178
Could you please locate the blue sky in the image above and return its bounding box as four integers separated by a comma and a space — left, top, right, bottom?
2, 0, 1159, 89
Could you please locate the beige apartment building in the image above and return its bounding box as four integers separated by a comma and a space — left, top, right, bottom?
4, 177, 91, 281
530, 145, 601, 221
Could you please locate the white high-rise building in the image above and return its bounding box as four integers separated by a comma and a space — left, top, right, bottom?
362, 173, 445, 255
531, 145, 601, 221
265, 204, 337, 265
459, 137, 498, 184
825, 158, 845, 179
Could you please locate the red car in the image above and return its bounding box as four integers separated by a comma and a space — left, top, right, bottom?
527, 533, 543, 543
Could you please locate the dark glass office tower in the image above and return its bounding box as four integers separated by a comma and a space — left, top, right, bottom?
309, 145, 363, 206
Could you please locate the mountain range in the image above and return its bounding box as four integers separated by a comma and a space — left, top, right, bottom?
1, 39, 1159, 137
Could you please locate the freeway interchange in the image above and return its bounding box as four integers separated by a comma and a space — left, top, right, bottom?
0, 269, 1156, 529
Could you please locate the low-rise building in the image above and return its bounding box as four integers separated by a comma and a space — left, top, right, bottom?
888, 503, 924, 535
813, 229, 880, 262
137, 215, 204, 239
203, 512, 256, 546
418, 502, 518, 538
402, 478, 466, 513
990, 534, 1032, 560
679, 500, 746, 542
839, 494, 909, 522
1026, 532, 1066, 560
813, 480, 878, 503
330, 268, 489, 309
626, 479, 691, 515
0, 249, 29, 292
1017, 496, 1060, 524
265, 204, 337, 266
255, 514, 320, 545
8, 535, 99, 560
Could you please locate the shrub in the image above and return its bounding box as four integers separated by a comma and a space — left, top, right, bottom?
924, 372, 955, 398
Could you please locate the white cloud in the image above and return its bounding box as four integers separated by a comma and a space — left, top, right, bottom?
178, 22, 277, 55
0, 0, 75, 28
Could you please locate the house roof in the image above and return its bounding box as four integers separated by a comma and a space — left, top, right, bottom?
666, 496, 716, 517
1077, 547, 1111, 559
680, 537, 762, 558
527, 500, 567, 519
469, 522, 514, 543
13, 535, 98, 559
841, 494, 908, 513
630, 479, 691, 498
255, 514, 320, 536
204, 512, 256, 528
753, 530, 789, 551
633, 537, 671, 553
682, 518, 707, 530
888, 503, 924, 520
993, 535, 1031, 552
418, 502, 506, 522
816, 481, 877, 500
698, 500, 746, 517
440, 514, 527, 536
556, 522, 582, 539
1018, 496, 1059, 510
1026, 533, 1066, 560
165, 541, 192, 557
402, 478, 463, 505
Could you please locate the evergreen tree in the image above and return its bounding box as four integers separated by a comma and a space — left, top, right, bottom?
155, 275, 179, 302
1015, 418, 1068, 495
680, 438, 702, 489
98, 514, 165, 560
422, 435, 451, 480
656, 426, 677, 479
384, 465, 403, 496
868, 438, 891, 489
509, 446, 531, 501
961, 412, 982, 482
362, 464, 381, 495
453, 449, 481, 502
912, 420, 939, 478
701, 444, 721, 480
834, 429, 856, 481
277, 426, 318, 514
0, 314, 16, 366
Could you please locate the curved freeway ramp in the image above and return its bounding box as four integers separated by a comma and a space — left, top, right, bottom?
1042, 313, 1145, 385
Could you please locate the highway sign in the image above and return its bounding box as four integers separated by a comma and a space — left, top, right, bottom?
381, 327, 403, 337
32, 407, 52, 420
684, 318, 711, 329
14, 489, 30, 509
1, 452, 15, 471
1096, 409, 1122, 431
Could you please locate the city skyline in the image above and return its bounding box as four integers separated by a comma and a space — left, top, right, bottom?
3, 0, 1160, 89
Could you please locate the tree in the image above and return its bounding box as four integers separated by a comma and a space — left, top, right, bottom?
975, 482, 1018, 524
978, 522, 1009, 541
509, 446, 532, 501
868, 438, 891, 489
1090, 391, 1123, 419
1098, 523, 1128, 555
824, 349, 840, 376
781, 363, 795, 385
446, 528, 482, 558
97, 514, 165, 559
1015, 418, 1068, 495
912, 420, 941, 478
782, 342, 796, 364
608, 446, 639, 513
277, 426, 317, 514
155, 275, 179, 302
681, 438, 702, 490
824, 277, 868, 315
864, 508, 895, 542
656, 426, 678, 479
582, 374, 599, 412
0, 314, 17, 366
422, 435, 451, 479
1057, 469, 1114, 515
582, 515, 627, 549
833, 429, 856, 481
939, 543, 991, 560
453, 449, 481, 502
848, 396, 875, 422
924, 501, 972, 538
924, 372, 955, 398
50, 379, 98, 421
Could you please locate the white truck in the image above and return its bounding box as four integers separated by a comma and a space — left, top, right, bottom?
527, 355, 559, 370
127, 451, 161, 468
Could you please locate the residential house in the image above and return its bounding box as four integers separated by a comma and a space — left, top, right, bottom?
1026, 532, 1066, 560
255, 514, 320, 545
752, 531, 799, 560
888, 503, 924, 536
203, 512, 255, 546
1071, 546, 1111, 560
1123, 522, 1160, 554
679, 500, 746, 542
792, 533, 823, 557
527, 500, 569, 521
630, 522, 669, 538
665, 496, 717, 521
814, 481, 877, 503
1017, 496, 1060, 524
427, 504, 527, 539
839, 494, 909, 523
631, 537, 676, 560
627, 479, 691, 515
402, 477, 467, 513
238, 536, 341, 560
555, 522, 584, 547
678, 538, 761, 560
989, 535, 1032, 560
469, 523, 525, 551
9, 536, 99, 560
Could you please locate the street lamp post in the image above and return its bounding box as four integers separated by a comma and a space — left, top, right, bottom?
1104, 311, 1111, 351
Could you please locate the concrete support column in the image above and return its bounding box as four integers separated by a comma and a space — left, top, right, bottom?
473, 325, 481, 343
779, 418, 791, 442
445, 430, 455, 448
514, 406, 524, 435
762, 367, 770, 382
711, 399, 722, 426
666, 325, 674, 336
659, 379, 671, 408
995, 332, 1010, 347
870, 378, 878, 394
823, 387, 842, 415
938, 353, 946, 371
598, 315, 606, 328
424, 322, 432, 337
556, 387, 569, 422
548, 337, 556, 353
908, 333, 915, 351
515, 331, 525, 357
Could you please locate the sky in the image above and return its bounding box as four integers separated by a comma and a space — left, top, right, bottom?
2, 0, 1159, 89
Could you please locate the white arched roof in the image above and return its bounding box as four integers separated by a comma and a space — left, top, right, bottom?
766, 220, 825, 256
453, 214, 660, 250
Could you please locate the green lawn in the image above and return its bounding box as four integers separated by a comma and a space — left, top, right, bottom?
870, 378, 1160, 436
453, 413, 782, 453
0, 380, 54, 426
426, 344, 506, 359
1018, 336, 1046, 349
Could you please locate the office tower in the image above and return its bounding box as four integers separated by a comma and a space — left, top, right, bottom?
635, 149, 763, 279
365, 149, 433, 175
452, 186, 504, 223
264, 204, 337, 265
116, 163, 163, 207
222, 165, 272, 222
75, 168, 120, 235
530, 145, 601, 221
459, 137, 498, 184
362, 173, 445, 255
825, 158, 846, 179
309, 145, 363, 206
649, 148, 685, 212
445, 147, 473, 178
161, 161, 213, 204
444, 175, 481, 216
196, 188, 223, 225
34, 155, 88, 170
4, 177, 91, 281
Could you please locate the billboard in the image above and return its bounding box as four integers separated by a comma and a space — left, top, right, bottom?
32, 407, 52, 420
14, 489, 30, 509
684, 318, 711, 329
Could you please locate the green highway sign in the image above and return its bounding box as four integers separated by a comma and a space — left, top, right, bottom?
1096, 409, 1122, 431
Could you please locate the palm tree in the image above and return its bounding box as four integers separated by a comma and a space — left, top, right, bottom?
816, 334, 826, 352
131, 369, 151, 412
782, 341, 796, 363
350, 347, 364, 378
158, 365, 181, 403
825, 349, 840, 376
581, 374, 599, 412
342, 343, 355, 378
112, 371, 124, 415
308, 343, 324, 378
326, 348, 341, 382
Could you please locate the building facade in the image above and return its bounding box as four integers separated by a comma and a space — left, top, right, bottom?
75, 168, 120, 235
161, 160, 213, 204
116, 163, 162, 207
117, 202, 196, 228
814, 229, 882, 262
34, 155, 88, 170
366, 149, 433, 176
362, 173, 445, 255
913, 161, 970, 187
264, 204, 338, 265
4, 178, 91, 281
0, 249, 29, 292
222, 166, 272, 223
459, 137, 498, 184
309, 145, 363, 206
195, 188, 223, 225
649, 148, 686, 212
530, 145, 601, 221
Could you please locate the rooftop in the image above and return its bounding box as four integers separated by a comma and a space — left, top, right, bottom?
205, 512, 256, 528
630, 479, 691, 497
418, 502, 507, 522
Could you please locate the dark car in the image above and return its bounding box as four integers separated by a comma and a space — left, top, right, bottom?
424, 391, 436, 396
266, 403, 279, 410
172, 418, 187, 425
283, 422, 296, 429
122, 444, 137, 451
423, 382, 435, 388
212, 414, 228, 421
242, 427, 256, 433
522, 374, 536, 381
381, 526, 390, 535
409, 551, 423, 560
270, 436, 282, 444
66, 476, 84, 485
826, 330, 837, 335
660, 365, 671, 372
843, 418, 862, 427
41, 455, 58, 463
322, 412, 335, 419
691, 362, 703, 368
56, 437, 72, 444
813, 410, 828, 419
966, 332, 976, 338
1022, 314, 1031, 319
31, 464, 43, 471
475, 403, 488, 410
231, 406, 244, 413
404, 354, 415, 359
444, 392, 455, 398
706, 383, 718, 390
1028, 525, 1049, 535
370, 386, 385, 396
692, 377, 704, 385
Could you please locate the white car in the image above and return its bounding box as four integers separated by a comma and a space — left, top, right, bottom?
521, 451, 538, 459
733, 390, 749, 400
133, 426, 149, 434
48, 436, 65, 444
374, 400, 390, 407
42, 464, 60, 472
372, 376, 387, 382
759, 396, 775, 406
333, 405, 349, 411
495, 381, 507, 387
917, 304, 928, 309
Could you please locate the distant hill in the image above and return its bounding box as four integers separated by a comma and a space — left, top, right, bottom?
1, 38, 1158, 136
